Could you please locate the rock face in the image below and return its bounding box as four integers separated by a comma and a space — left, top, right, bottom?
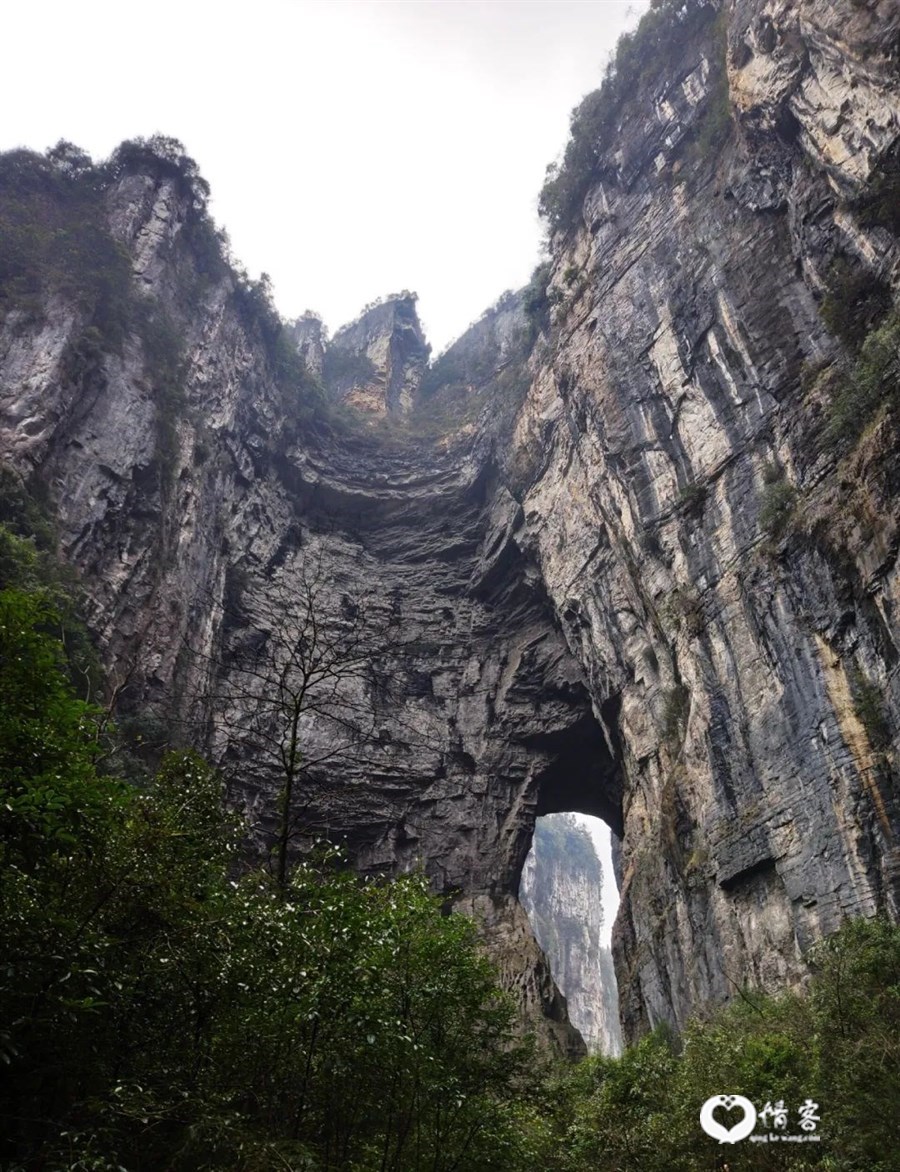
1, 0, 900, 1051
323, 295, 430, 415
286, 313, 326, 382
520, 814, 623, 1055
509, 0, 900, 1039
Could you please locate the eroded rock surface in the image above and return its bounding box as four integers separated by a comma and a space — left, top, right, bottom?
323, 294, 430, 415
509, 0, 900, 1038
1, 0, 900, 1050
521, 814, 623, 1055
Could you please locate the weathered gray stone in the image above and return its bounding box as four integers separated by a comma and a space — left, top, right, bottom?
521, 814, 622, 1055
1, 0, 900, 1054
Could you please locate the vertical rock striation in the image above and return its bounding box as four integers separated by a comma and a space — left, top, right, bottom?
1, 0, 900, 1051
520, 814, 623, 1055
323, 294, 430, 415
508, 0, 900, 1039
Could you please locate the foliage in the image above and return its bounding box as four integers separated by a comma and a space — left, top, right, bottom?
849, 667, 892, 750
205, 559, 388, 886
0, 467, 55, 580
808, 915, 900, 1169
322, 343, 378, 392
557, 1026, 686, 1169
855, 147, 900, 236
0, 139, 331, 463
0, 464, 99, 697
523, 260, 553, 338
539, 0, 720, 233
106, 135, 211, 212
229, 271, 329, 429
826, 308, 900, 446
0, 584, 538, 1170
136, 300, 188, 489
660, 586, 704, 638
676, 480, 707, 515
2, 573, 900, 1170
0, 588, 107, 860
820, 256, 892, 352
0, 143, 197, 486
0, 147, 134, 338
400, 296, 531, 439
541, 919, 900, 1169
759, 474, 798, 539
532, 813, 601, 879
419, 335, 500, 399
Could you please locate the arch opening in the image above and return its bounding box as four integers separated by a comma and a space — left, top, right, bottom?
519, 812, 623, 1056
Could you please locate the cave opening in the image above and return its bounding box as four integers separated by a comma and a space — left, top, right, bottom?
515, 692, 626, 1055
520, 812, 623, 1055
506, 679, 628, 1054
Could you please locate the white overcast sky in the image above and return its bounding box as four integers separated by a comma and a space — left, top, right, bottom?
2, 0, 647, 352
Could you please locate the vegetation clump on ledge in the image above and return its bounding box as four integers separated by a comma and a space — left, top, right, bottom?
826, 307, 900, 446
0, 139, 332, 452
538, 0, 721, 234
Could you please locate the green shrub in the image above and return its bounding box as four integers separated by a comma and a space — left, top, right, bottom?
105, 134, 211, 213
856, 148, 900, 235
0, 587, 538, 1171
661, 587, 705, 637
827, 308, 900, 444
420, 334, 501, 399
544, 918, 900, 1170
0, 463, 99, 698
0, 141, 331, 459
0, 147, 134, 340
562, 1027, 683, 1170
523, 260, 553, 338
677, 480, 707, 514
808, 916, 900, 1169
820, 256, 892, 351
759, 475, 798, 538
0, 588, 108, 860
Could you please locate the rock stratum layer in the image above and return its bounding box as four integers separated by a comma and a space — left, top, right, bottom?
1, 0, 900, 1049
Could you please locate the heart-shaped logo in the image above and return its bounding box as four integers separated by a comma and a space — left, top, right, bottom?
700, 1094, 758, 1144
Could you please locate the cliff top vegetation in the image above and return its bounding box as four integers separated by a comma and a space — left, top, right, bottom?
539, 0, 720, 234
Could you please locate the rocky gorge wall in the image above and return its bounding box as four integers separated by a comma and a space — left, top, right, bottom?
520, 814, 622, 1055
507, 0, 900, 1038
1, 0, 900, 1051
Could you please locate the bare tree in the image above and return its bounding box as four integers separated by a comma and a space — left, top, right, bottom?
196, 553, 385, 886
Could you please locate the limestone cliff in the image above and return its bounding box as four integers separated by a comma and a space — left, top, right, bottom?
323, 294, 430, 415
510, 0, 900, 1039
1, 0, 900, 1052
520, 814, 622, 1055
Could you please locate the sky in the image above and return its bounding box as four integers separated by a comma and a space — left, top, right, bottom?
1, 0, 647, 352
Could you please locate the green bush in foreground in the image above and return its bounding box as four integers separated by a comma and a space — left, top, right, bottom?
540, 917, 900, 1171
2, 573, 900, 1170
0, 583, 538, 1171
